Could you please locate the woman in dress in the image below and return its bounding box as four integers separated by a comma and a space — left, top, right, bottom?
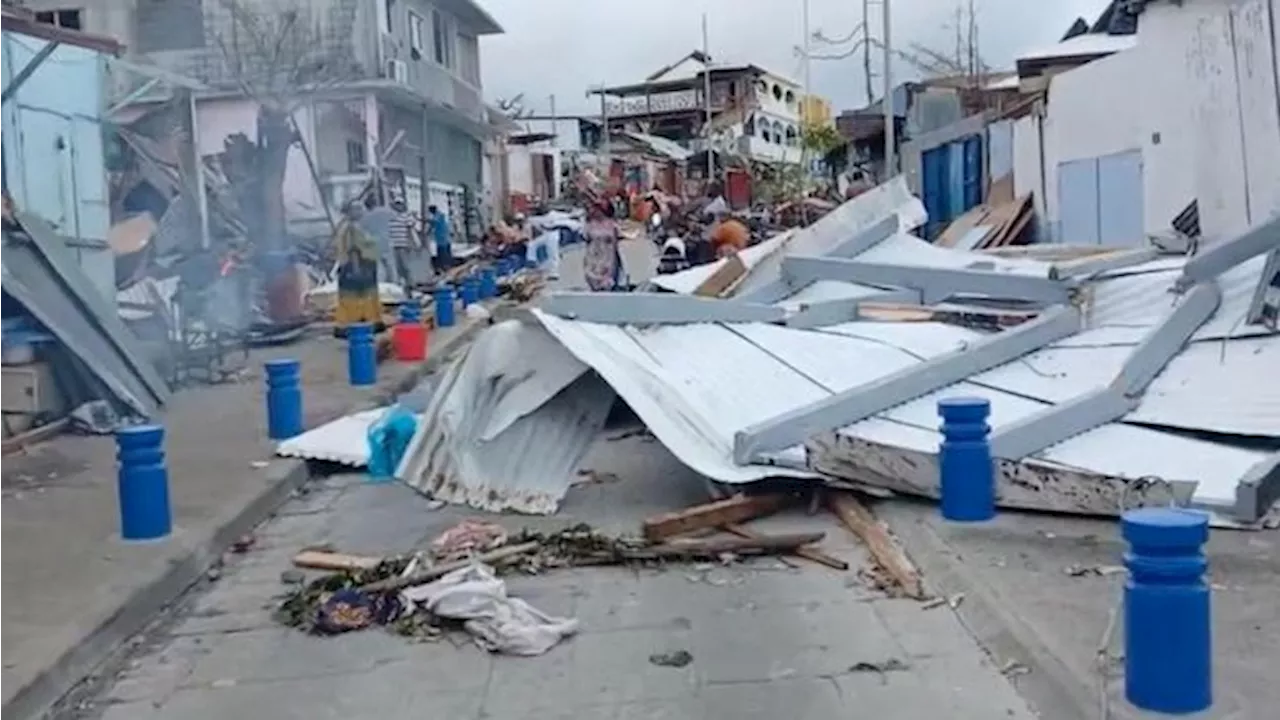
582, 199, 624, 291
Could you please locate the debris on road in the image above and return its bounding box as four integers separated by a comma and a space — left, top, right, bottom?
402, 563, 578, 656
642, 493, 790, 542
850, 658, 910, 674
649, 649, 694, 668
829, 493, 925, 599
275, 522, 833, 647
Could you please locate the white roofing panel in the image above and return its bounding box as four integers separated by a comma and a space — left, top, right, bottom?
818, 321, 981, 359
858, 232, 1053, 277
1019, 32, 1137, 62
968, 345, 1130, 403
1129, 336, 1280, 437
649, 231, 790, 294
1086, 255, 1271, 341
778, 279, 888, 308
276, 408, 384, 467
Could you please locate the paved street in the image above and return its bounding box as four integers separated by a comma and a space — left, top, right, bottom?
78, 429, 1039, 720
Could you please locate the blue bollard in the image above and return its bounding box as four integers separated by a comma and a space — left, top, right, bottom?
434, 285, 456, 327
398, 301, 422, 324
116, 425, 172, 541
937, 397, 995, 522
479, 267, 498, 298
264, 359, 303, 440
346, 322, 377, 386
460, 276, 479, 307
1123, 508, 1212, 714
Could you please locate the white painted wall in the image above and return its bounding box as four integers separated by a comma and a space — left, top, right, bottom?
506, 145, 534, 196
1012, 114, 1046, 235
1018, 0, 1280, 242
1184, 0, 1280, 237
1042, 5, 1195, 240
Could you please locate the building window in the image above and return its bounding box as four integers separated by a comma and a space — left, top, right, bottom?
408, 10, 425, 58
784, 90, 796, 105
785, 125, 798, 146
382, 0, 395, 33
135, 0, 204, 52
346, 140, 366, 173
35, 9, 83, 30
772, 84, 783, 101
431, 8, 454, 68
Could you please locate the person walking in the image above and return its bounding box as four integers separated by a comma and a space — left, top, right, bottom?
583, 199, 624, 291
428, 204, 453, 273
388, 198, 418, 287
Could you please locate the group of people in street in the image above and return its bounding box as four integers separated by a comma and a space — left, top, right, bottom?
331, 193, 454, 328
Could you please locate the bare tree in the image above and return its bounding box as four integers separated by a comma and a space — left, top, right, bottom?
212, 0, 353, 251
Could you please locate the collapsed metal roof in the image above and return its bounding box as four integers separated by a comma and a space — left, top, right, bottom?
398, 185, 1279, 524
2, 212, 170, 417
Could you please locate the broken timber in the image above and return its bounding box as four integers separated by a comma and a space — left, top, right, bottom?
643, 494, 790, 542
292, 550, 383, 572
724, 523, 849, 570
827, 492, 924, 599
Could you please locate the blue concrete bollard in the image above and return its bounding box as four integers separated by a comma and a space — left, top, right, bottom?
479, 267, 498, 298
434, 285, 456, 327
398, 300, 422, 324
459, 276, 479, 307
116, 425, 172, 541
1123, 508, 1212, 714
264, 358, 303, 440
937, 396, 995, 522
346, 322, 377, 386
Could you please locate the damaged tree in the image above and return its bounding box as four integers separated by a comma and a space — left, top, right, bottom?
212, 0, 353, 319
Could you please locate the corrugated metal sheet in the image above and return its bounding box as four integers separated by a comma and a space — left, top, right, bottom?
2, 222, 168, 416
397, 320, 614, 515
276, 408, 384, 467
778, 280, 886, 308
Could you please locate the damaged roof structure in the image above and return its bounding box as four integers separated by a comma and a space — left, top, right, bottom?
397, 178, 1279, 526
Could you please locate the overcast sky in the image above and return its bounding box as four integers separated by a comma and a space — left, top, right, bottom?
476, 0, 1109, 115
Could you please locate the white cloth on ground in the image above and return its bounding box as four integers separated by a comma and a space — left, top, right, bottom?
527, 229, 562, 278
400, 563, 579, 656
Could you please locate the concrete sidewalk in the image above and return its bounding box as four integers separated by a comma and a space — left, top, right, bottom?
881, 502, 1280, 720
1, 316, 486, 720
77, 429, 1039, 720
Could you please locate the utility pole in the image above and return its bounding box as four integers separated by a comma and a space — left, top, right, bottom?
549, 94, 557, 147
862, 0, 874, 105
882, 0, 895, 179
802, 0, 812, 104
702, 13, 715, 183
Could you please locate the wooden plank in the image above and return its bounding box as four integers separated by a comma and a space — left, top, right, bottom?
292, 550, 384, 572
828, 492, 925, 599
724, 523, 849, 570
935, 204, 991, 248
694, 252, 748, 298
642, 493, 790, 542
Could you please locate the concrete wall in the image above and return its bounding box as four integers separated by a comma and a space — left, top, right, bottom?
1020, 0, 1280, 242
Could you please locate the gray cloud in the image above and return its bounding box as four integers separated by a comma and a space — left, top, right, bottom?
477, 0, 1110, 115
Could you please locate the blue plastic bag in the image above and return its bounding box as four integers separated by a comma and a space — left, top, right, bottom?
366, 405, 418, 481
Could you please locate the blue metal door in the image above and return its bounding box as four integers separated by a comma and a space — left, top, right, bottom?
1097, 150, 1144, 247
921, 144, 950, 239
1057, 158, 1101, 244
962, 135, 983, 212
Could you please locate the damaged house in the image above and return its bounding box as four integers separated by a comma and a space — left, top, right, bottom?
3, 6, 170, 444
29, 0, 506, 238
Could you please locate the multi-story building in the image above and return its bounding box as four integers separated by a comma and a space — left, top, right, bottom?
591, 52, 809, 167
16, 0, 503, 233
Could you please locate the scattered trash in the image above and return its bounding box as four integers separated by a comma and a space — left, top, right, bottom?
572, 468, 621, 486
1000, 659, 1031, 677
250, 460, 270, 469
430, 519, 509, 562
401, 563, 578, 656
850, 658, 910, 673
1064, 564, 1126, 578
649, 649, 693, 668
314, 587, 403, 635
366, 404, 418, 479
230, 534, 256, 554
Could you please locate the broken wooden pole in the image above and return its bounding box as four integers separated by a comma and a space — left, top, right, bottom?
633, 531, 825, 560
723, 523, 849, 570
828, 493, 924, 599
643, 493, 790, 542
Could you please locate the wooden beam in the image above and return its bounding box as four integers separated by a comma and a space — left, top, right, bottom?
642, 493, 790, 542
292, 550, 384, 572
828, 492, 924, 599
724, 523, 849, 570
